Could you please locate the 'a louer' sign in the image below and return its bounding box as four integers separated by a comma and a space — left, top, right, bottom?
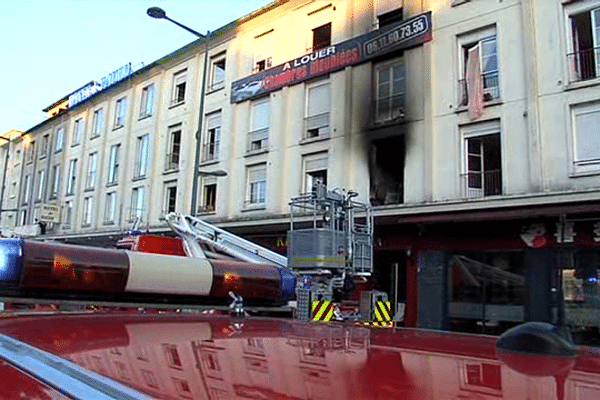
231, 11, 432, 103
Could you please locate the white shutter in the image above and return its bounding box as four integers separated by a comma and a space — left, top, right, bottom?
308, 83, 330, 117
592, 8, 600, 75
574, 106, 600, 163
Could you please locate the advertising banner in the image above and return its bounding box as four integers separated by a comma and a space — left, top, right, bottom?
231, 11, 432, 103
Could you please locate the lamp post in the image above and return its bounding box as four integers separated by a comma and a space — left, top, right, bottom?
0, 135, 9, 231
147, 7, 213, 216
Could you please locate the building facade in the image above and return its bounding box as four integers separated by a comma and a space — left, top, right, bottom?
3, 0, 600, 336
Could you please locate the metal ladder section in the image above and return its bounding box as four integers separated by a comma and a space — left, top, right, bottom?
166, 213, 288, 268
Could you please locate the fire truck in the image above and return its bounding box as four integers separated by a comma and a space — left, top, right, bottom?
0, 183, 394, 324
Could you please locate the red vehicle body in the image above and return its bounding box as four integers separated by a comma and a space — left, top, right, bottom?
0, 311, 597, 399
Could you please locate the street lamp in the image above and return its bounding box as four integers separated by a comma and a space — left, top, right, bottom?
147, 6, 214, 216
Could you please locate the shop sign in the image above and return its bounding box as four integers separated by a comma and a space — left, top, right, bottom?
40, 204, 60, 223
231, 11, 432, 103
69, 63, 132, 108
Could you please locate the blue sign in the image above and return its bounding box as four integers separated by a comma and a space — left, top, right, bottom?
69, 63, 132, 108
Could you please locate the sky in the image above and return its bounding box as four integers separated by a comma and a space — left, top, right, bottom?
0, 0, 270, 134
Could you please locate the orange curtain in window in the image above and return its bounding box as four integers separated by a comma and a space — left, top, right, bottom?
466, 44, 485, 120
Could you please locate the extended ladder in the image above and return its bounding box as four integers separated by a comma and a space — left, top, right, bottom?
165, 213, 288, 268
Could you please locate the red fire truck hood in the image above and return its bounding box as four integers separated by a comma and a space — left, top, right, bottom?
0, 312, 598, 399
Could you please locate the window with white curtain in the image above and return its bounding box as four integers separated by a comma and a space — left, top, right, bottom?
246, 164, 266, 206
305, 81, 330, 140
248, 99, 270, 152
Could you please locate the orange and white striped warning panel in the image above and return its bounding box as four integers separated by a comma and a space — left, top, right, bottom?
311, 300, 335, 322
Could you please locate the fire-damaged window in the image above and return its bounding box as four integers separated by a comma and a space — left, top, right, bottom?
312, 23, 331, 51
568, 6, 600, 82
370, 136, 404, 205
462, 121, 502, 197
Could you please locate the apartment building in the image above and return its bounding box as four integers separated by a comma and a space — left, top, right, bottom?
3, 0, 600, 333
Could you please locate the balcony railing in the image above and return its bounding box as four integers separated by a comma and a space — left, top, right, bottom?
202, 142, 219, 162
461, 169, 502, 198
567, 47, 600, 83
247, 128, 268, 153
458, 71, 500, 106
303, 113, 330, 141
165, 152, 179, 171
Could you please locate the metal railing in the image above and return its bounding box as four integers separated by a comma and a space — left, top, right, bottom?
165, 152, 179, 171
461, 169, 502, 198
567, 47, 600, 83
201, 142, 219, 162
458, 71, 500, 106
374, 93, 405, 123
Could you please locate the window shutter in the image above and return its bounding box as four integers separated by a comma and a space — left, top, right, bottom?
574, 107, 600, 163
308, 83, 330, 116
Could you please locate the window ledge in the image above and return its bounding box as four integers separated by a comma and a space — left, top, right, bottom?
163, 168, 180, 175
84, 187, 95, 192
112, 124, 124, 131
196, 209, 216, 215
90, 134, 101, 140
569, 165, 600, 178
245, 149, 269, 157
565, 77, 600, 91
81, 223, 92, 228
454, 99, 503, 114
169, 101, 185, 109
207, 85, 225, 94
300, 135, 330, 145
71, 143, 80, 148
451, 0, 471, 6
106, 182, 118, 188
103, 221, 115, 226
132, 175, 147, 182
138, 114, 152, 121
242, 205, 266, 212
199, 159, 219, 167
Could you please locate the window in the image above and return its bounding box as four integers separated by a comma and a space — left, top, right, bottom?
200, 177, 217, 213
82, 196, 94, 226
568, 6, 600, 82
378, 8, 403, 28
461, 121, 502, 198
303, 152, 328, 193
64, 200, 73, 226
248, 99, 270, 152
40, 134, 49, 158
66, 159, 77, 195
86, 152, 98, 189
130, 186, 145, 222
72, 118, 84, 145
172, 70, 187, 105
55, 127, 64, 152
458, 27, 499, 106
305, 81, 330, 140
50, 165, 60, 198
375, 62, 406, 122
166, 125, 181, 171
23, 175, 31, 204
32, 207, 40, 225
35, 170, 45, 202
312, 23, 331, 51
255, 57, 272, 72
140, 84, 154, 117
19, 210, 27, 226
210, 55, 226, 91
104, 192, 116, 224
202, 112, 221, 162
108, 144, 120, 185
92, 108, 104, 137
253, 30, 274, 72
164, 181, 177, 215
134, 134, 149, 178
246, 164, 266, 206
571, 102, 600, 174
26, 140, 35, 163
114, 97, 127, 127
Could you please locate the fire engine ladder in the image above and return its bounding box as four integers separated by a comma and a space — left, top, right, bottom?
165, 213, 288, 268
